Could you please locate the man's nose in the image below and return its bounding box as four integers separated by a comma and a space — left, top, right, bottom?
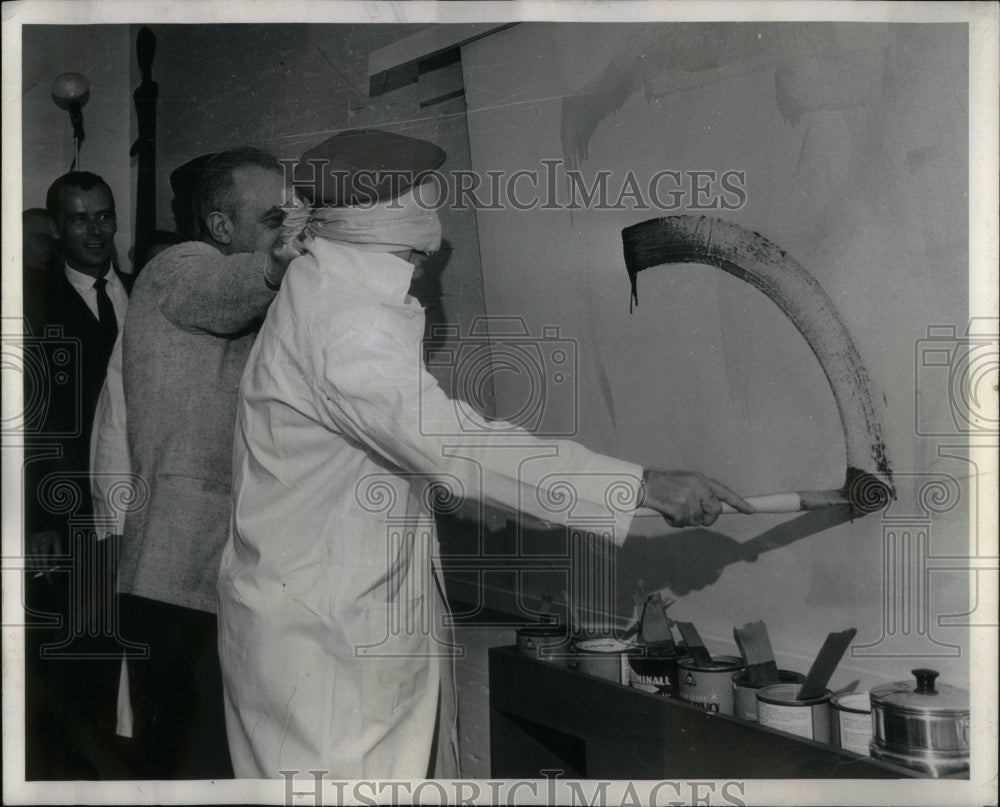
85, 216, 102, 236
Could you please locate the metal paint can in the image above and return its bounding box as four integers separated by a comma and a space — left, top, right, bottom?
677, 655, 744, 714
731, 669, 805, 722
572, 637, 638, 683
830, 691, 872, 756
757, 683, 832, 744
625, 643, 690, 697
516, 624, 569, 665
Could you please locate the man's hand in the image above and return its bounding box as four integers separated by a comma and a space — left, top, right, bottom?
26, 528, 64, 583
264, 239, 303, 289
640, 470, 755, 528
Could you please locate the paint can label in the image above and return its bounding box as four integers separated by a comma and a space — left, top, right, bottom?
837, 710, 872, 755
832, 692, 872, 756
627, 668, 674, 695
758, 700, 815, 739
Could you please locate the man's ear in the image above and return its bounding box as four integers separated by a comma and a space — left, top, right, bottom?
206, 211, 233, 245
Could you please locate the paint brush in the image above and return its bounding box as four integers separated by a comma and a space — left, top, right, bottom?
636, 487, 858, 516
675, 621, 713, 666
797, 628, 857, 701
733, 621, 780, 686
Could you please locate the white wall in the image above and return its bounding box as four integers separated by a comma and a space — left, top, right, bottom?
462, 22, 971, 692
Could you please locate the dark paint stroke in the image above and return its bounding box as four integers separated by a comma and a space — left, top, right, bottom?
622, 215, 893, 508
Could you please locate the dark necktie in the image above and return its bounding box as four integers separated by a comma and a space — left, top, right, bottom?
93, 276, 118, 353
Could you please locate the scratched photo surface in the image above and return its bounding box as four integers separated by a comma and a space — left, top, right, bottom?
3, 3, 996, 806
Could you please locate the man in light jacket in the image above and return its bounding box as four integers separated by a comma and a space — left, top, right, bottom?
218, 129, 753, 780
116, 147, 300, 778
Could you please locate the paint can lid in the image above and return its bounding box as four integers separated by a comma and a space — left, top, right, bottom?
830, 691, 872, 713
678, 654, 744, 672
573, 638, 637, 655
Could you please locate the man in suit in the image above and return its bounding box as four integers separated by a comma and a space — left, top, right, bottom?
23, 172, 132, 778
115, 147, 300, 779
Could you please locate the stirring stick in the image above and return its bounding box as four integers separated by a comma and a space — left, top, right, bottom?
733, 621, 780, 685
797, 628, 857, 700
676, 621, 713, 666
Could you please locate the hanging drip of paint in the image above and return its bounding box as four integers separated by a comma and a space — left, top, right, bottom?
622, 214, 894, 515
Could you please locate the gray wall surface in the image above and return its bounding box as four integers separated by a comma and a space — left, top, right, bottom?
462, 22, 971, 692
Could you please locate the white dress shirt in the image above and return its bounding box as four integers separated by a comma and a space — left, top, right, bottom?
64, 263, 129, 327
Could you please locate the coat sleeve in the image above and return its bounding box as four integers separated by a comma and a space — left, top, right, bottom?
157, 245, 276, 336
316, 313, 642, 546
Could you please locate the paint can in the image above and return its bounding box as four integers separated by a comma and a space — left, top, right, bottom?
830, 691, 872, 756
516, 624, 569, 665
731, 669, 805, 722
757, 683, 832, 743
677, 655, 744, 714
572, 637, 638, 683
625, 643, 690, 697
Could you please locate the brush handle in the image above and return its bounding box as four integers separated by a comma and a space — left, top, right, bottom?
719, 490, 849, 513
635, 489, 848, 517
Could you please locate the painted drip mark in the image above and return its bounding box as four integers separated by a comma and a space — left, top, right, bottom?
622, 215, 894, 510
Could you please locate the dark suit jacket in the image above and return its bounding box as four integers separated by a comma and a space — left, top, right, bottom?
23, 267, 133, 538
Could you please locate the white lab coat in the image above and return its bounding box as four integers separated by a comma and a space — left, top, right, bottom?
217, 238, 642, 779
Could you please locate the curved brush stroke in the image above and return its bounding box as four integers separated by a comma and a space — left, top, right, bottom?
622, 215, 893, 511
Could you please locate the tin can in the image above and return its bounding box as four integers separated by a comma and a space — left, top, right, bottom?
625, 643, 690, 697
516, 624, 570, 665
677, 655, 744, 714
830, 691, 872, 755
572, 637, 638, 683
731, 669, 805, 722
757, 683, 832, 743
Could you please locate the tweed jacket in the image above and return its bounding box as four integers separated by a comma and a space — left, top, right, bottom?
117, 241, 275, 613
